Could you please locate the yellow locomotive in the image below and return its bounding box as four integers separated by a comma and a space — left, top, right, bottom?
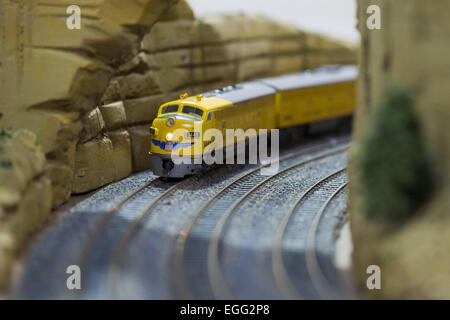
149, 65, 357, 177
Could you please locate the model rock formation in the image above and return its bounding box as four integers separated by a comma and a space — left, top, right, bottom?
0, 129, 52, 285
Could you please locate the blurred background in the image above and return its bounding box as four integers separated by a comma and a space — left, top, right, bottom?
189, 0, 359, 43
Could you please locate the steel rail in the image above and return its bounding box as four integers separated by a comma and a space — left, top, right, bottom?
107, 176, 195, 299
305, 182, 348, 299
173, 141, 349, 299
74, 177, 162, 299
272, 168, 347, 299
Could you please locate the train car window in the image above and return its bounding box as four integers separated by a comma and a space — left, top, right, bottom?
207, 113, 212, 122
182, 105, 204, 117
161, 105, 179, 114
214, 112, 217, 119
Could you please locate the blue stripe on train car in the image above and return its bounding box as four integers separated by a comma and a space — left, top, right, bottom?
152, 139, 195, 152
156, 114, 202, 122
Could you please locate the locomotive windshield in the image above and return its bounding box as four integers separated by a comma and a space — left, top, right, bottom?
182, 105, 204, 118
161, 104, 179, 114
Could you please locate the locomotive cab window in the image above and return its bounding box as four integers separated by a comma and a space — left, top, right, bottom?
207, 113, 212, 122
161, 105, 179, 114
182, 105, 204, 118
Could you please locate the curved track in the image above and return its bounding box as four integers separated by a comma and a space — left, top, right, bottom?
11, 135, 353, 299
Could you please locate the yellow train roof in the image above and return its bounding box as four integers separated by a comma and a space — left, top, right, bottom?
161, 65, 358, 113
166, 94, 233, 112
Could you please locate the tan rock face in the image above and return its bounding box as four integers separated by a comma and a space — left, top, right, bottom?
0, 130, 52, 289
123, 94, 169, 127
237, 57, 272, 81
115, 71, 162, 99
99, 101, 127, 131
141, 20, 203, 52
351, 0, 450, 299
0, 0, 183, 291
108, 129, 133, 181
1, 111, 82, 155
158, 0, 195, 22
3, 48, 113, 113
0, 130, 47, 207
0, 0, 178, 205
79, 108, 105, 143
72, 129, 132, 194
45, 161, 74, 208
129, 125, 152, 173
72, 135, 115, 194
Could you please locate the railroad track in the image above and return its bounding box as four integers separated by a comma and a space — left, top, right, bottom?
305, 183, 348, 299
173, 145, 349, 299
11, 135, 351, 299
74, 178, 180, 299
106, 177, 196, 299
272, 168, 348, 299
106, 136, 350, 299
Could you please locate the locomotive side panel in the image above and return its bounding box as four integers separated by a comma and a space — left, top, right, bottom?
217, 93, 276, 148
277, 80, 356, 128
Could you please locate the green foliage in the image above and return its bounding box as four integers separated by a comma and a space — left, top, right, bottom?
0, 127, 12, 142
0, 159, 13, 169
358, 84, 433, 225
0, 128, 12, 155
0, 128, 13, 168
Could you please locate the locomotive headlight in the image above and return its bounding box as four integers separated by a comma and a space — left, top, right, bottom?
166, 132, 173, 141
166, 118, 175, 127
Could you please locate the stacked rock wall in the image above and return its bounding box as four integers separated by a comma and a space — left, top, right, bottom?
0, 129, 52, 288
0, 0, 179, 208
0, 0, 178, 289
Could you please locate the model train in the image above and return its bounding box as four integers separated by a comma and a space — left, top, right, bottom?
149, 65, 357, 177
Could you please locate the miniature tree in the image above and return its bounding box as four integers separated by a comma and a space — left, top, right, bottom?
358, 83, 433, 225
